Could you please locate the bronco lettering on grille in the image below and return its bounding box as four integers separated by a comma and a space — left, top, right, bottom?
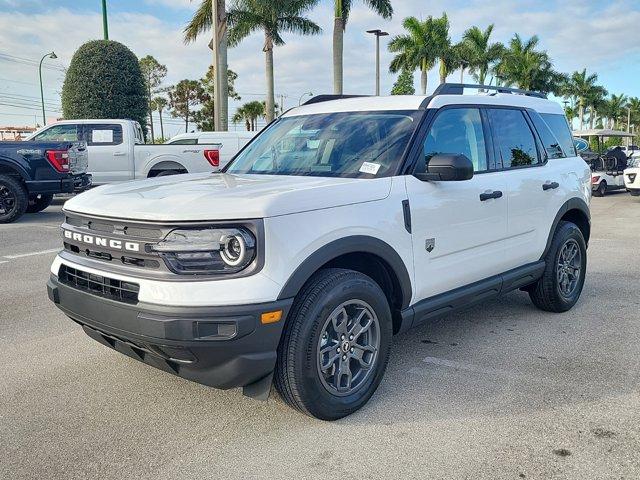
63, 230, 141, 252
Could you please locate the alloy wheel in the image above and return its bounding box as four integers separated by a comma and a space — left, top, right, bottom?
317, 300, 380, 396
0, 185, 16, 215
556, 238, 582, 297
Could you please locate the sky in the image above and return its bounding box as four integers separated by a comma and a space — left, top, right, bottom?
1, 0, 639, 138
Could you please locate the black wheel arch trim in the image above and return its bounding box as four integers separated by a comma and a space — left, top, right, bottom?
542, 197, 591, 258
277, 235, 413, 310
0, 159, 29, 180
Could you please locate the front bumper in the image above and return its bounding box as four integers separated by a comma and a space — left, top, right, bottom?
47, 274, 293, 391
628, 188, 640, 196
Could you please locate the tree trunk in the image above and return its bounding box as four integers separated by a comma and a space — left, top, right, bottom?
158, 108, 164, 139
264, 33, 275, 123
460, 67, 464, 84
420, 64, 428, 95
589, 108, 595, 129
185, 110, 189, 133
148, 85, 155, 143
439, 59, 446, 84
578, 102, 584, 130
219, 0, 229, 131
333, 16, 344, 95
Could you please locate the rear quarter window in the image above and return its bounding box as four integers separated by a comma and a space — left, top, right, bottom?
84, 124, 123, 146
540, 113, 577, 157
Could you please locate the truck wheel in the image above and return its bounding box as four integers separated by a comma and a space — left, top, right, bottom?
154, 170, 179, 177
26, 193, 54, 213
0, 175, 28, 224
274, 268, 392, 420
529, 221, 586, 313
593, 181, 607, 197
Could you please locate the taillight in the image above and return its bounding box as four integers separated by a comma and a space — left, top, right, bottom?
592, 176, 600, 183
204, 149, 220, 168
46, 149, 70, 172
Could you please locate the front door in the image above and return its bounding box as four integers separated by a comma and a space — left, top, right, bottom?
406, 107, 509, 302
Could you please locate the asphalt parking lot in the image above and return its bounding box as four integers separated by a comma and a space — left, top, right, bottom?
1, 194, 639, 479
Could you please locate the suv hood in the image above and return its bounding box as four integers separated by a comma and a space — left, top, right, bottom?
64, 173, 392, 221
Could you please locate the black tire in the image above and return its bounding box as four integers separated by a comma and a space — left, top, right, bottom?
274, 268, 392, 420
154, 170, 180, 177
0, 174, 28, 224
593, 181, 607, 197
26, 193, 54, 213
529, 221, 587, 312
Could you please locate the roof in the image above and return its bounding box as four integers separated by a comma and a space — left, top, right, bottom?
573, 129, 635, 138
284, 92, 564, 117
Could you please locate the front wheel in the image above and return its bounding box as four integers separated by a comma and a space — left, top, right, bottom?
274, 269, 392, 420
529, 221, 587, 312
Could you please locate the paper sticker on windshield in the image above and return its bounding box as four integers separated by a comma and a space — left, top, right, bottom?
359, 162, 381, 175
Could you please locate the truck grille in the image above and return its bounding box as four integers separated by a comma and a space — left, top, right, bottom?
59, 264, 140, 304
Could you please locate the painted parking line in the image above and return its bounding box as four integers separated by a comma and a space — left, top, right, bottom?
3, 248, 60, 259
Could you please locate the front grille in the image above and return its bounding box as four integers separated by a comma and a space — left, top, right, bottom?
59, 264, 140, 304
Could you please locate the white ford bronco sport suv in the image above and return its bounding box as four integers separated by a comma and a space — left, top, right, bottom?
47, 84, 591, 420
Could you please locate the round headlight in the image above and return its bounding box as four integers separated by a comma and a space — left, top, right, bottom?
220, 234, 246, 266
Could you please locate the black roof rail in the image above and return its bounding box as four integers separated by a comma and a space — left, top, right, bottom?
433, 83, 547, 99
303, 94, 370, 106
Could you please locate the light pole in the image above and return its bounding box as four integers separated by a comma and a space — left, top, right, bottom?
366, 29, 388, 96
102, 0, 109, 40
39, 51, 57, 126
298, 92, 313, 105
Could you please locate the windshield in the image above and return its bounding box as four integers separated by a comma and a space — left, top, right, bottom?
225, 110, 421, 178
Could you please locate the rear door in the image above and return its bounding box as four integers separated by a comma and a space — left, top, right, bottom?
406, 106, 509, 302
82, 123, 132, 184
486, 107, 560, 268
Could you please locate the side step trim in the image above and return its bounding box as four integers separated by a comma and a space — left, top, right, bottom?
401, 261, 545, 331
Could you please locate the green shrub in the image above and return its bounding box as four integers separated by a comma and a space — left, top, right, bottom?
62, 40, 147, 133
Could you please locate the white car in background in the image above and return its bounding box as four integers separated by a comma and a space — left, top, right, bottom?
27, 119, 222, 185
166, 131, 257, 170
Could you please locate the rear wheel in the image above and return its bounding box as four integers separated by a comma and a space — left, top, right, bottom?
529, 221, 586, 312
0, 175, 28, 224
26, 193, 54, 213
275, 269, 392, 420
593, 181, 607, 197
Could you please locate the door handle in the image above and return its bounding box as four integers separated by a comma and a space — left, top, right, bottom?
479, 190, 503, 201
113, 151, 127, 157
542, 181, 559, 191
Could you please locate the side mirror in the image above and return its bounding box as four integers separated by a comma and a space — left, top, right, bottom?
414, 154, 474, 182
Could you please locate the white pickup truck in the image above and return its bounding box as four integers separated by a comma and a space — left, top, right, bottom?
26, 119, 222, 185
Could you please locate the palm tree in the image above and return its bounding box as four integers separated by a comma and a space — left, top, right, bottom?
431, 14, 452, 84
460, 24, 503, 85
388, 17, 438, 94
603, 94, 628, 129
495, 34, 564, 95
628, 97, 640, 132
563, 69, 602, 130
232, 100, 270, 131
151, 96, 168, 139
333, 0, 392, 94
227, 0, 320, 122
184, 1, 230, 131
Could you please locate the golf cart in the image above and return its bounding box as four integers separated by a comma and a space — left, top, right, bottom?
574, 129, 636, 197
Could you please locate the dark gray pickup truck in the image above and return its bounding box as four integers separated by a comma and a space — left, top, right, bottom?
0, 141, 90, 223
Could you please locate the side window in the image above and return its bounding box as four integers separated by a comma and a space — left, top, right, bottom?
84, 124, 123, 146
540, 113, 577, 157
487, 109, 540, 168
33, 124, 79, 142
529, 111, 565, 159
423, 108, 489, 172
169, 138, 198, 145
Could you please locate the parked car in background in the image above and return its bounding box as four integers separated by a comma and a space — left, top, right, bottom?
624, 165, 640, 195
166, 131, 257, 170
26, 120, 221, 185
0, 140, 90, 223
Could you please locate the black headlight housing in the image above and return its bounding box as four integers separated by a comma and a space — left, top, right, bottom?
151, 224, 260, 276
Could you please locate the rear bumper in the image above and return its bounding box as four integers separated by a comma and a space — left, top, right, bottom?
47, 274, 293, 390
26, 174, 92, 194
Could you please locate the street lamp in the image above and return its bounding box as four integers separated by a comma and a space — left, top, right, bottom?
298, 91, 313, 105
39, 51, 57, 126
366, 29, 389, 96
